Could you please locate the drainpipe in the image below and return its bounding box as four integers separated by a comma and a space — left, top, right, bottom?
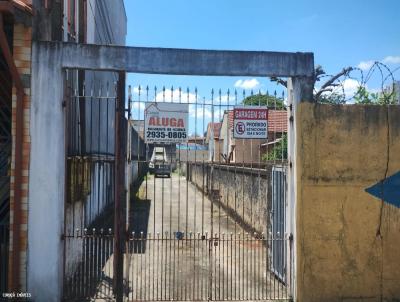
0, 11, 25, 292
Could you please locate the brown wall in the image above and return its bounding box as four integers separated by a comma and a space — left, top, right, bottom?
233, 138, 264, 164
296, 103, 400, 301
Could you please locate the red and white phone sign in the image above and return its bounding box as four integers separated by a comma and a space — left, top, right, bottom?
233, 106, 268, 139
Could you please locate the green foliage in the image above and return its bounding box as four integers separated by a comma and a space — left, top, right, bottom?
354, 86, 378, 104
262, 134, 287, 161
354, 86, 397, 105
242, 94, 285, 109
318, 93, 346, 104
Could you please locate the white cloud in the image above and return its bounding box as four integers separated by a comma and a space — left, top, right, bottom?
326, 78, 362, 97
132, 86, 140, 94
342, 78, 362, 96
357, 55, 400, 71
189, 104, 212, 119
153, 88, 197, 103
357, 60, 374, 71
382, 56, 400, 64
213, 94, 236, 104
234, 78, 260, 90
132, 101, 144, 110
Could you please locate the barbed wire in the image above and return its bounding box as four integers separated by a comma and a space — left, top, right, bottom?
316, 61, 399, 104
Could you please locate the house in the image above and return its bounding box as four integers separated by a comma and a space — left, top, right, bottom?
131, 119, 145, 139
176, 141, 208, 162
205, 122, 222, 162
219, 109, 287, 163
188, 135, 206, 145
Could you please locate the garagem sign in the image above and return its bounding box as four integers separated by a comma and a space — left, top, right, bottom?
233, 106, 268, 139
144, 103, 189, 143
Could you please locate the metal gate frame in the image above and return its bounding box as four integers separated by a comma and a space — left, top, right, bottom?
62, 68, 126, 301
31, 40, 315, 302
271, 165, 287, 283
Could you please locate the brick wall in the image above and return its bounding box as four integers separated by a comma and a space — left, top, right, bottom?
8, 23, 31, 291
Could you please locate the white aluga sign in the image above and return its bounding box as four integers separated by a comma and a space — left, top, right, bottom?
233, 106, 268, 139
144, 103, 189, 143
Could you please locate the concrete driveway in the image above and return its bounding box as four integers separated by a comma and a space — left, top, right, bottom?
120, 173, 288, 301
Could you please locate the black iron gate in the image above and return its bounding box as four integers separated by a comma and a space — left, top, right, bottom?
62, 69, 125, 301
62, 81, 291, 301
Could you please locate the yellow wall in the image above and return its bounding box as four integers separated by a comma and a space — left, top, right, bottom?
296, 103, 400, 302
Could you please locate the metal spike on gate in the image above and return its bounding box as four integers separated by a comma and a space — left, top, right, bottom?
162, 86, 165, 102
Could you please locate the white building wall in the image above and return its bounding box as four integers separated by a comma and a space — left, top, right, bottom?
28, 1, 127, 300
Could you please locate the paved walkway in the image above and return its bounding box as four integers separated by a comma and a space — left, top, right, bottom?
121, 173, 288, 301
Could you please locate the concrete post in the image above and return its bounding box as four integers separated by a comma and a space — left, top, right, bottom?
28, 43, 64, 302
286, 76, 314, 301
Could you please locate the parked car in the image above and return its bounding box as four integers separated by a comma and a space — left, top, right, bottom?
149, 146, 171, 177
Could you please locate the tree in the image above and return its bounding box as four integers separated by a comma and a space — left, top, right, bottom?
262, 134, 287, 161
242, 94, 285, 109
271, 65, 353, 104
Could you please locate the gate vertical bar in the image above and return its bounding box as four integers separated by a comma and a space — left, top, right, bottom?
62, 69, 69, 300
114, 71, 126, 302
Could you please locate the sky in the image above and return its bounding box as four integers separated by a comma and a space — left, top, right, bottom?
122, 0, 400, 134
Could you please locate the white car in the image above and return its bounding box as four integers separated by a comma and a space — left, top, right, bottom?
149, 146, 171, 177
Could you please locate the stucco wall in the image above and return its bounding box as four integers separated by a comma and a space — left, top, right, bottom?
296, 103, 400, 301
187, 163, 272, 234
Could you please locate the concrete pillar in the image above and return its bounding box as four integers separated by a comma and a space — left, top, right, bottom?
286, 76, 314, 300
28, 43, 64, 302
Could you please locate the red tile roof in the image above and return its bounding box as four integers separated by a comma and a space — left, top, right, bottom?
268, 110, 287, 133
